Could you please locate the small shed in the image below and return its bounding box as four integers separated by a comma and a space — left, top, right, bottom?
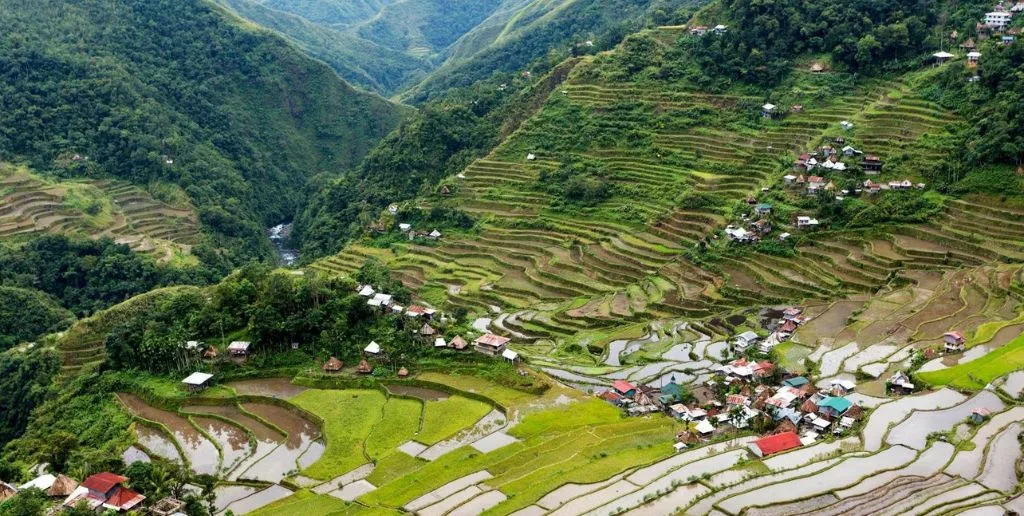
203, 347, 218, 360
182, 372, 213, 392
398, 367, 410, 378
227, 341, 251, 356
502, 349, 519, 362
421, 324, 437, 336
356, 359, 373, 374
323, 357, 343, 373
364, 341, 381, 355
434, 337, 447, 348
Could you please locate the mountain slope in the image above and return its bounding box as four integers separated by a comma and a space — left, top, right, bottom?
0, 0, 411, 261
214, 0, 433, 93
310, 12, 1022, 353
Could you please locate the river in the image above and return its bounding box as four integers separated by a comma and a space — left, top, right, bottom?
269, 223, 298, 266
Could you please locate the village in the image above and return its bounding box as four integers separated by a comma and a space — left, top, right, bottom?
590, 306, 984, 461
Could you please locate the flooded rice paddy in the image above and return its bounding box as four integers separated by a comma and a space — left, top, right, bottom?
118, 394, 219, 475
387, 384, 449, 401
227, 378, 307, 399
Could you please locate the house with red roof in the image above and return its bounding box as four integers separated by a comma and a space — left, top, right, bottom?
748, 431, 802, 457
474, 333, 511, 356
612, 380, 637, 398
63, 472, 144, 512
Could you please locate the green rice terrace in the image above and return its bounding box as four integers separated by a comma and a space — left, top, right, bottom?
0, 163, 200, 262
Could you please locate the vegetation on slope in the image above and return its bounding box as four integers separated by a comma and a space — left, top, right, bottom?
213, 0, 433, 94
0, 0, 409, 262
0, 235, 220, 316
403, 0, 697, 103
0, 288, 73, 351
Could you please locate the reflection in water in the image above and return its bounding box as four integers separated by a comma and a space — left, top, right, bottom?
134, 427, 180, 464
118, 394, 219, 475
193, 416, 251, 471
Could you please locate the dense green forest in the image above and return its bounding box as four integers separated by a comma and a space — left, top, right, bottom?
0, 288, 74, 351
0, 0, 409, 262
0, 236, 221, 319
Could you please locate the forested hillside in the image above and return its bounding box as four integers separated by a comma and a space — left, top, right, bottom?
0, 0, 410, 262
290, 0, 696, 256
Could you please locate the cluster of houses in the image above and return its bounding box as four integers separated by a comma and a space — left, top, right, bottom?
370, 204, 444, 241
595, 308, 872, 449
0, 471, 185, 513
598, 356, 865, 450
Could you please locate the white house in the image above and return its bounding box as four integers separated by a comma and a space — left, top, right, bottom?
967, 51, 982, 64
796, 216, 819, 229
725, 226, 754, 243
734, 331, 760, 349
985, 10, 1012, 29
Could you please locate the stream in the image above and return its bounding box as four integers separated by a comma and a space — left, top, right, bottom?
269, 223, 298, 266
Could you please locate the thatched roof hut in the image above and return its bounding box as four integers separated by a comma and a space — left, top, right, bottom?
356, 359, 372, 374
398, 367, 409, 378
47, 475, 78, 498
203, 347, 218, 359
323, 357, 343, 373
420, 323, 436, 336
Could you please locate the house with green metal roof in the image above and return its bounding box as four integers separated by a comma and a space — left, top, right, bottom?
817, 396, 853, 417
783, 376, 809, 388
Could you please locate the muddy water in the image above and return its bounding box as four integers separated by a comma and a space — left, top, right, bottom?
241, 403, 319, 448
227, 378, 307, 399
193, 416, 251, 471
182, 404, 289, 482
234, 402, 324, 482
119, 394, 218, 474
213, 485, 259, 513
989, 323, 1024, 347
133, 427, 180, 464
387, 385, 449, 401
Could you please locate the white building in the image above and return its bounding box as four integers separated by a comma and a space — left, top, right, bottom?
985, 10, 1012, 29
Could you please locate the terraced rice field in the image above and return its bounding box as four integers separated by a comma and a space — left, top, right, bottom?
0, 165, 199, 261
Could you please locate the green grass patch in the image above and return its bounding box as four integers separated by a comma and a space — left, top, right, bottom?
291, 389, 387, 479
366, 451, 428, 486
509, 399, 622, 439
416, 372, 536, 410
367, 397, 422, 460
247, 490, 348, 516
919, 333, 1024, 389
774, 341, 812, 374
417, 395, 492, 444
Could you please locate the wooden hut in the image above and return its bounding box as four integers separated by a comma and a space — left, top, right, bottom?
323, 357, 343, 374
398, 367, 410, 378
356, 359, 373, 374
